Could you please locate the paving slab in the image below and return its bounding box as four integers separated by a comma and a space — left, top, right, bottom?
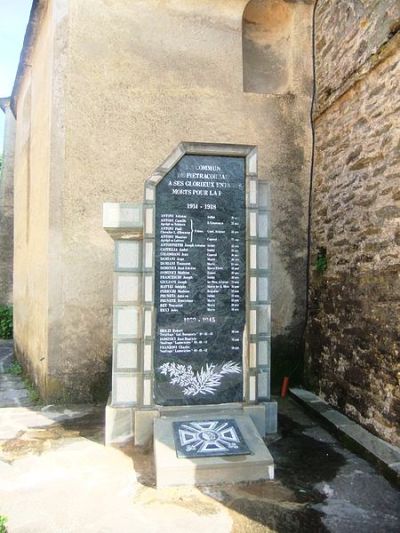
0, 347, 399, 533
0, 339, 13, 372
0, 398, 399, 532
0, 341, 33, 408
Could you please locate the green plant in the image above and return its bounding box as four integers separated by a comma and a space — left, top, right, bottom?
0, 515, 8, 533
24, 378, 41, 404
315, 247, 328, 273
7, 361, 22, 376
0, 306, 12, 338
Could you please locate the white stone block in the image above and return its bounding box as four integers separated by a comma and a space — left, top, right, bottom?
258, 213, 269, 239
258, 182, 269, 209
249, 375, 256, 401
114, 374, 138, 404
135, 409, 159, 446
145, 207, 154, 235
105, 398, 134, 445
249, 212, 257, 237
154, 414, 274, 487
116, 307, 138, 336
143, 343, 152, 371
143, 377, 152, 405
250, 244, 257, 269
144, 241, 153, 269
264, 401, 278, 434
257, 371, 270, 399
103, 202, 142, 229
145, 186, 155, 201
249, 179, 257, 205
247, 151, 257, 174
257, 305, 270, 335
144, 309, 152, 337
117, 275, 139, 302
116, 342, 137, 369
258, 276, 269, 301
249, 342, 257, 368
117, 241, 140, 269
258, 340, 270, 366
258, 244, 269, 269
250, 277, 257, 302
250, 309, 257, 335
144, 275, 153, 302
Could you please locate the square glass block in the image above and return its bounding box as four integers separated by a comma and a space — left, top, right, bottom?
115, 241, 140, 270
249, 309, 257, 335
258, 276, 269, 302
250, 276, 257, 302
114, 342, 138, 370
258, 244, 269, 270
103, 203, 142, 229
113, 374, 138, 404
258, 339, 271, 366
250, 276, 269, 302
115, 306, 139, 336
249, 375, 256, 402
145, 185, 155, 202
257, 371, 270, 399
144, 240, 154, 270
247, 151, 257, 174
250, 244, 270, 271
249, 342, 257, 368
144, 309, 153, 337
160, 146, 184, 171
257, 305, 271, 335
258, 181, 270, 209
250, 244, 257, 269
248, 179, 257, 206
257, 212, 269, 239
143, 343, 152, 371
144, 275, 153, 303
249, 211, 257, 238
144, 207, 154, 236
143, 376, 152, 406
116, 274, 140, 302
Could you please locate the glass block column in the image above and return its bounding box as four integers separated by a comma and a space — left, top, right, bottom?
142, 183, 157, 408
103, 203, 144, 407
246, 157, 271, 404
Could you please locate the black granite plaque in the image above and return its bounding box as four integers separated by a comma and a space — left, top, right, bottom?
154, 154, 246, 405
173, 419, 251, 458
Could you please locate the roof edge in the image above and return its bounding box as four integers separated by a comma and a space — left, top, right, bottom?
0, 97, 11, 113
10, 0, 48, 118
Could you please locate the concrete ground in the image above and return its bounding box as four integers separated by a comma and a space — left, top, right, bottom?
0, 340, 399, 533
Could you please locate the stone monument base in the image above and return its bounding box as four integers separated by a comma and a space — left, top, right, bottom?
154, 413, 274, 487
105, 397, 278, 447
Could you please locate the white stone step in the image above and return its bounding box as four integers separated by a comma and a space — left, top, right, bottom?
154, 413, 274, 487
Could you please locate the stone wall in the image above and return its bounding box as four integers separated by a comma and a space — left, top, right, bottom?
307, 0, 400, 445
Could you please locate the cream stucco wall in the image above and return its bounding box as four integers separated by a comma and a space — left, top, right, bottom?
0, 100, 15, 306
13, 0, 57, 393
14, 0, 315, 400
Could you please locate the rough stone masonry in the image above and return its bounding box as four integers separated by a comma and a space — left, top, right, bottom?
306, 0, 400, 446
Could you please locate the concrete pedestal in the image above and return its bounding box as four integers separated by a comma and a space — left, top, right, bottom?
105, 400, 278, 446
154, 413, 274, 487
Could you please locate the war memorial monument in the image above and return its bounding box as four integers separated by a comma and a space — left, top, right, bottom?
103, 142, 276, 486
